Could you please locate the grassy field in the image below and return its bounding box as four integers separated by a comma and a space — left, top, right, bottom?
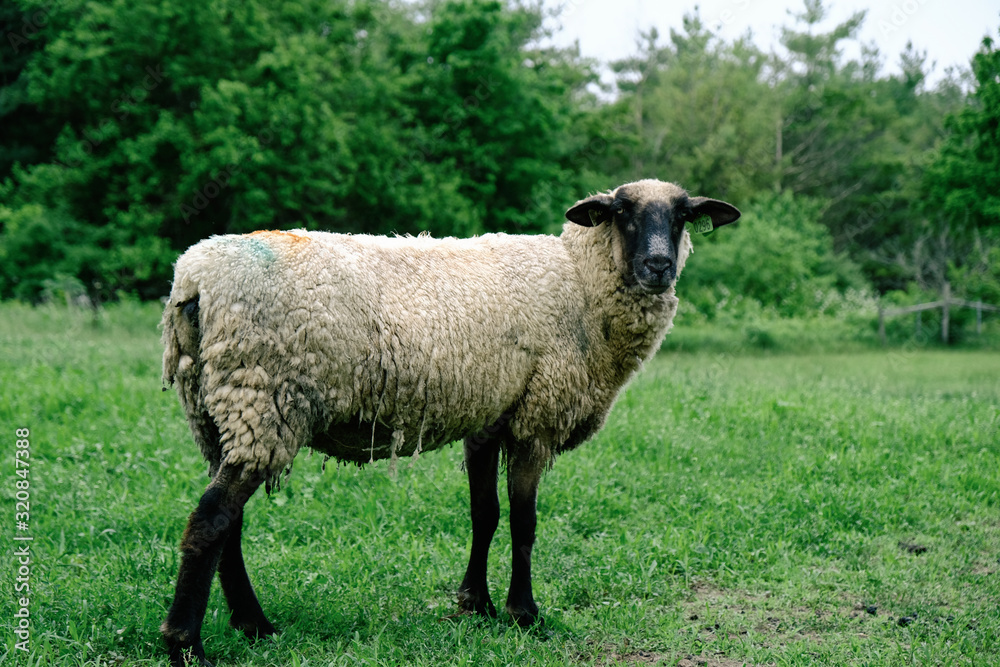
1, 302, 998, 666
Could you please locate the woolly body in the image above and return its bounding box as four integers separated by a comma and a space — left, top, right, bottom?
158, 179, 741, 666
162, 219, 692, 483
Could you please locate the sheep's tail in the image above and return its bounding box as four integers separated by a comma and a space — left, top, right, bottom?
161, 294, 198, 389
161, 290, 222, 473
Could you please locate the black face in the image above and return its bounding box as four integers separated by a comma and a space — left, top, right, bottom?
612, 193, 691, 294
564, 181, 741, 295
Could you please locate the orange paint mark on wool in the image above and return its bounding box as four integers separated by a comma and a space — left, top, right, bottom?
246, 229, 312, 257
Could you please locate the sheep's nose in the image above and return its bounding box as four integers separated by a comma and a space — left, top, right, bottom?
643, 255, 673, 275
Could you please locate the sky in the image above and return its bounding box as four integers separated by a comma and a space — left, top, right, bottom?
540, 0, 1000, 89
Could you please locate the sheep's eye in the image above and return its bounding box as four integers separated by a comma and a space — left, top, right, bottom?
615, 206, 624, 215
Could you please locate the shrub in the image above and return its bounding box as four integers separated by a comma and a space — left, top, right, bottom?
680, 190, 869, 320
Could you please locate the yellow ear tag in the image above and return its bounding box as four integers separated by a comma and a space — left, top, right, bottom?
690, 216, 714, 234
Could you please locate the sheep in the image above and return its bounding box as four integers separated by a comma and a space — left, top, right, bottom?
159, 178, 740, 666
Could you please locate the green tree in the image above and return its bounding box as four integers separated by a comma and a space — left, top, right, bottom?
773, 0, 872, 206
682, 190, 865, 318
0, 0, 595, 301
773, 0, 968, 293
923, 30, 1000, 301
0, 1, 63, 179
606, 13, 779, 203
392, 0, 590, 236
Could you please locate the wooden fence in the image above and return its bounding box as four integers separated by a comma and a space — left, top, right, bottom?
878, 283, 1000, 345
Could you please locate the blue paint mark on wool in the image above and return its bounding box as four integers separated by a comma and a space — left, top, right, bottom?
218, 236, 276, 264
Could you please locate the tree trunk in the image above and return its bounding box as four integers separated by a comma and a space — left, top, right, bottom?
941, 282, 950, 345
774, 115, 783, 191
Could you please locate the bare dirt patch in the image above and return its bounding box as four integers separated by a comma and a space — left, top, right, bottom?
679, 580, 842, 652
676, 654, 766, 667
600, 647, 765, 667
611, 649, 664, 664
586, 642, 669, 666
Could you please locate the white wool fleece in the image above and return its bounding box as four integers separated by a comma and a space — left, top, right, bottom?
161, 223, 692, 485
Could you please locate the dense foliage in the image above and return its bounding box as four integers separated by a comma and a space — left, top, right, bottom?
0, 0, 592, 300
682, 191, 866, 319
1, 0, 998, 326
922, 33, 1000, 305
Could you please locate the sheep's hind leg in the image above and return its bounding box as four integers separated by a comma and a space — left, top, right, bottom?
162, 464, 264, 667
218, 512, 276, 640
505, 446, 543, 626
457, 435, 501, 617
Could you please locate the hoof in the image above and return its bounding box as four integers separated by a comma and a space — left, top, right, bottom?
230, 616, 278, 643
457, 588, 497, 617
506, 602, 541, 628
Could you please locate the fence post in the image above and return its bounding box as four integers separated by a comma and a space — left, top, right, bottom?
878, 303, 886, 346
916, 310, 921, 338
977, 300, 983, 335
941, 282, 950, 345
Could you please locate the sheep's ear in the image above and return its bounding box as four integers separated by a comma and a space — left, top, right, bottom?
566, 193, 615, 226
689, 196, 741, 231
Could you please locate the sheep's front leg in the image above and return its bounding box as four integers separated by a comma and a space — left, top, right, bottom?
162, 464, 264, 667
457, 435, 501, 616
505, 447, 543, 626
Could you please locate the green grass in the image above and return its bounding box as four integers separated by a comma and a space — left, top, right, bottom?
1, 302, 998, 666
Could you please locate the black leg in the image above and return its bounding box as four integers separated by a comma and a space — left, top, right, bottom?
218, 512, 276, 640
162, 465, 263, 667
457, 436, 501, 616
505, 447, 542, 626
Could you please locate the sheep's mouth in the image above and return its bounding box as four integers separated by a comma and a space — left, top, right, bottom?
635, 278, 672, 295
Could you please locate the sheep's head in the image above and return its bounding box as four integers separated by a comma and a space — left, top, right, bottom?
565, 179, 740, 294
